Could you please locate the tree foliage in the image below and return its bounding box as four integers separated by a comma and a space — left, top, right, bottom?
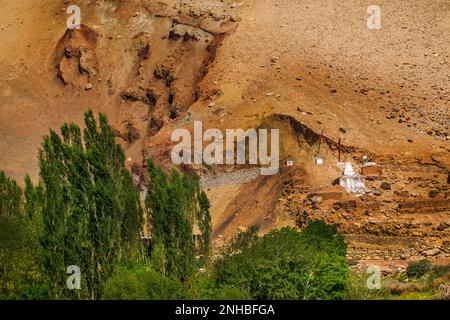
0, 171, 22, 217
406, 260, 432, 279
0, 212, 47, 299
103, 264, 190, 300
214, 221, 349, 300
193, 272, 249, 300
145, 160, 212, 284
0, 172, 46, 299
24, 175, 44, 219
38, 110, 143, 299
0, 110, 360, 301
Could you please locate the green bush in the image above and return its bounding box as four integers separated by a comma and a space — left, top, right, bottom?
214, 221, 350, 300
0, 214, 45, 299
345, 272, 387, 300
406, 260, 431, 278
16, 284, 51, 300
432, 264, 450, 278
211, 285, 249, 300
0, 171, 22, 217
193, 273, 249, 300
103, 264, 190, 300
389, 291, 435, 300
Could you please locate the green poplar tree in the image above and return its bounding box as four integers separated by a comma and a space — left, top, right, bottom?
0, 172, 47, 299
197, 191, 212, 259
24, 175, 44, 219
38, 110, 143, 299
39, 130, 68, 299
145, 160, 212, 284
0, 171, 22, 217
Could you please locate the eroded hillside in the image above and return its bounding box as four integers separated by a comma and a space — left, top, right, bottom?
0, 0, 449, 272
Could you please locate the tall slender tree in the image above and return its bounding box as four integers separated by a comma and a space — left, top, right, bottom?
197, 191, 212, 259
24, 175, 44, 219
0, 171, 22, 217
39, 130, 69, 299
0, 173, 45, 299
38, 110, 143, 299
145, 160, 212, 284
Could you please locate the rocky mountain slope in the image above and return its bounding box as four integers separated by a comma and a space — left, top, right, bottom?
0, 0, 448, 272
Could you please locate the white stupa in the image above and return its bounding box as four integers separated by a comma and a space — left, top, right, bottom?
339, 161, 366, 195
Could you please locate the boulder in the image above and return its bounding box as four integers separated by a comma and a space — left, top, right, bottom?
380, 182, 391, 190
310, 196, 322, 204
429, 190, 439, 198
422, 248, 441, 257
436, 222, 449, 231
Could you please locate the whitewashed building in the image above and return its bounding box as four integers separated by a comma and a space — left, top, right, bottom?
339, 161, 366, 195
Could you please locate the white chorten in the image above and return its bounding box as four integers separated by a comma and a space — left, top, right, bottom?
343, 162, 355, 176
339, 161, 366, 195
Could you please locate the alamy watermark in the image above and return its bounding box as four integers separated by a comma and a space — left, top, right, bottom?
366, 265, 381, 289
367, 5, 381, 30
66, 265, 81, 290
171, 121, 280, 175
67, 5, 81, 30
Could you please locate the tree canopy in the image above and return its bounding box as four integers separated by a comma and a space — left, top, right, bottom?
145, 160, 212, 284
214, 221, 349, 300
38, 110, 143, 299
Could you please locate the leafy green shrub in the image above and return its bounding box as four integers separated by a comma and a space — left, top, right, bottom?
384, 279, 429, 296
193, 273, 249, 300
345, 272, 387, 300
406, 260, 431, 278
214, 221, 349, 300
145, 160, 212, 284
38, 111, 144, 299
432, 264, 450, 278
103, 264, 190, 300
0, 214, 45, 299
211, 285, 249, 300
390, 291, 435, 300
17, 284, 51, 300
0, 171, 22, 217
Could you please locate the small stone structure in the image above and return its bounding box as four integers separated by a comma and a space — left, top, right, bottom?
315, 156, 323, 165
339, 161, 366, 195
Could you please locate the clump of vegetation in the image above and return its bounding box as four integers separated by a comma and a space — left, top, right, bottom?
0, 109, 212, 300
390, 291, 435, 300
11, 110, 449, 301
406, 260, 432, 279
346, 272, 437, 300
0, 209, 47, 299
431, 263, 450, 278
433, 271, 450, 300
103, 264, 190, 300
192, 273, 249, 300
0, 171, 22, 216
214, 221, 350, 300
145, 160, 212, 285
347, 260, 450, 300
345, 272, 385, 300
0, 111, 146, 300
37, 111, 144, 299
